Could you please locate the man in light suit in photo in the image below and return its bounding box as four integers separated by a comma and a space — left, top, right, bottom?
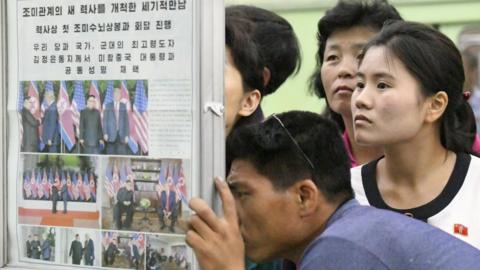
83, 233, 95, 266
42, 91, 60, 153
80, 95, 104, 154
126, 239, 141, 269
103, 88, 129, 155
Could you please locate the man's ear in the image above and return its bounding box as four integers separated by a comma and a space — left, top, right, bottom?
290, 179, 319, 218
425, 91, 448, 123
238, 90, 261, 117
263, 67, 271, 88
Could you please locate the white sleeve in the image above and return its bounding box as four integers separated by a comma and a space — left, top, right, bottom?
350, 166, 370, 206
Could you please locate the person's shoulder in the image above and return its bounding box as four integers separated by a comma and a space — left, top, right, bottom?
350, 165, 369, 205
301, 235, 388, 270
468, 154, 480, 168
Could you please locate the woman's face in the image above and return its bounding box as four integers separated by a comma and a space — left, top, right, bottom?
321, 26, 377, 117
351, 46, 429, 146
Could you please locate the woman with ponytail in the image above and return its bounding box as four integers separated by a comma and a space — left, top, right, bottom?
350, 21, 480, 248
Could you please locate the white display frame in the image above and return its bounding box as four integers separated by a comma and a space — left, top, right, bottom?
2, 0, 225, 269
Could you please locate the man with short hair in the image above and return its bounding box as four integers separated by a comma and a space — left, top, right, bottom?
114, 180, 135, 229
30, 234, 41, 259
224, 7, 301, 137
21, 98, 40, 152
80, 95, 104, 154
186, 111, 480, 270
42, 91, 60, 153
69, 234, 83, 265
51, 176, 68, 214
26, 234, 32, 258
104, 239, 119, 266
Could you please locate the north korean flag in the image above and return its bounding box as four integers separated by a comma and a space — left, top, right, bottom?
454, 224, 469, 236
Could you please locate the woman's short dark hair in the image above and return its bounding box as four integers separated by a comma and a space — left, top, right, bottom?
310, 0, 402, 130
361, 20, 476, 153
227, 111, 353, 202
226, 5, 301, 96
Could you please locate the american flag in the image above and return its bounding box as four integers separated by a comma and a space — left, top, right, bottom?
133, 80, 149, 154
77, 173, 85, 201
36, 170, 44, 199
83, 172, 91, 201
89, 80, 102, 112
102, 231, 119, 248
41, 81, 54, 117
104, 162, 115, 198
175, 164, 188, 205
72, 172, 80, 200
119, 160, 129, 183
71, 81, 86, 137
23, 172, 32, 199
57, 81, 76, 151
18, 83, 24, 146
120, 81, 139, 154
30, 170, 38, 199
102, 81, 114, 111
100, 81, 114, 152
42, 169, 51, 199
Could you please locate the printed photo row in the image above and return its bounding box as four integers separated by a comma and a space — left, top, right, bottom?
19, 155, 190, 235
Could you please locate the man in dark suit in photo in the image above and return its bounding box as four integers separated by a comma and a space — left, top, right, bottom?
51, 177, 68, 214
69, 234, 83, 265
104, 239, 119, 266
126, 239, 141, 269
30, 234, 41, 259
26, 234, 32, 258
103, 88, 129, 155
83, 233, 95, 266
80, 95, 104, 154
114, 180, 135, 230
21, 98, 40, 152
42, 91, 60, 153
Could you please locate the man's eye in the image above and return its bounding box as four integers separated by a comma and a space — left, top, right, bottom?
233, 190, 249, 198
325, 55, 338, 61
356, 82, 365, 89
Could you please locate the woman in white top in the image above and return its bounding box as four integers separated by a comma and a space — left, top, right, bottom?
350, 20, 480, 248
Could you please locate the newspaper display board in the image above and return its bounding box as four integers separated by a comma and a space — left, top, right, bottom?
8, 0, 206, 269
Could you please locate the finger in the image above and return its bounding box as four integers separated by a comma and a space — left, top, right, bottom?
185, 230, 206, 251
215, 177, 238, 223
189, 197, 221, 232
188, 214, 215, 241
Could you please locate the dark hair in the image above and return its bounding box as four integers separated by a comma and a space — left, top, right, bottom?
226, 5, 301, 96
361, 21, 476, 153
310, 0, 402, 130
226, 15, 265, 95
227, 111, 353, 202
